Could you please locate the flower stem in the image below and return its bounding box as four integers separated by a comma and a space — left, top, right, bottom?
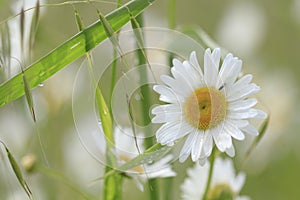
168, 0, 176, 29
202, 147, 216, 200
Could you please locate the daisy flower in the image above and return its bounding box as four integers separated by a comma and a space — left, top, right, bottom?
95, 127, 176, 191
152, 48, 267, 164
181, 157, 250, 200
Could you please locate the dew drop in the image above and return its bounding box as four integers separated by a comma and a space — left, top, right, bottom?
147, 160, 153, 164
134, 93, 141, 101
38, 83, 44, 87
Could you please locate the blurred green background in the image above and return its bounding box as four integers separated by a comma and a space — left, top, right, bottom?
0, 0, 299, 199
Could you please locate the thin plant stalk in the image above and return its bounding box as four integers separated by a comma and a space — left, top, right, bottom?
168, 0, 176, 29
202, 147, 216, 200
130, 13, 160, 200
165, 1, 176, 199
73, 7, 121, 200
109, 0, 122, 115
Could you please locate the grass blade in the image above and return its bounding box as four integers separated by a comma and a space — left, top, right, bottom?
130, 14, 160, 200
119, 143, 173, 172
20, 7, 25, 60
0, 22, 11, 75
0, 141, 34, 200
0, 0, 156, 107
72, 7, 122, 199
245, 117, 269, 160
22, 68, 36, 122
29, 0, 40, 60
73, 7, 85, 32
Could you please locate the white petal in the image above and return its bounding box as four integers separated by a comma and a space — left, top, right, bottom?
241, 124, 259, 136
211, 126, 225, 152
183, 60, 204, 88
226, 74, 253, 94
145, 155, 177, 178
203, 131, 213, 157
161, 75, 192, 97
225, 145, 235, 157
151, 104, 182, 123
204, 48, 219, 87
156, 121, 179, 141
228, 98, 257, 111
218, 53, 234, 85
212, 125, 232, 151
212, 48, 221, 69
179, 132, 197, 162
217, 55, 242, 88
227, 119, 249, 128
231, 172, 246, 192
227, 83, 260, 102
191, 131, 205, 161
153, 85, 184, 103
171, 62, 196, 91
255, 109, 268, 119
224, 121, 245, 140
152, 104, 181, 114
226, 59, 242, 85
173, 59, 202, 89
156, 121, 192, 145
189, 51, 204, 77
152, 111, 182, 123
228, 109, 264, 119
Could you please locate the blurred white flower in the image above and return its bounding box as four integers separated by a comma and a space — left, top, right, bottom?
291, 0, 300, 24
216, 1, 266, 57
152, 48, 267, 165
181, 157, 250, 200
244, 69, 298, 172
95, 127, 176, 191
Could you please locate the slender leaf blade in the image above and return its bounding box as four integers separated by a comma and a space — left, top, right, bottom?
118, 143, 173, 172
1, 141, 34, 200
245, 117, 269, 159
22, 70, 36, 122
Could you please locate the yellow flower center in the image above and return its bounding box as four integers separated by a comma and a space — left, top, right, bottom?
184, 87, 227, 130
207, 183, 235, 200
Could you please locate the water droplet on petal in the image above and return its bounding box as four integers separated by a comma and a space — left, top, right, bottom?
147, 159, 153, 164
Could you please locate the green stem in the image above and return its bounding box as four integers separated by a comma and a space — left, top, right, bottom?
168, 0, 176, 29
86, 51, 121, 200
202, 147, 216, 200
109, 49, 117, 114
131, 13, 159, 200
165, 2, 176, 198
109, 0, 122, 115
164, 177, 174, 200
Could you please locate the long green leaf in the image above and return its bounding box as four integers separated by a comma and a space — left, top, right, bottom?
0, 0, 156, 107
